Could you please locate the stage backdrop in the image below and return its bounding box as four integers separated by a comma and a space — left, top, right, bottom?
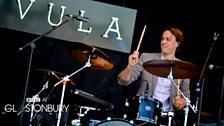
0, 0, 137, 53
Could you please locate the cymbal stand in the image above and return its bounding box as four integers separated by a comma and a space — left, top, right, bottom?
167, 67, 197, 126
17, 79, 49, 126
168, 111, 174, 126
53, 54, 92, 126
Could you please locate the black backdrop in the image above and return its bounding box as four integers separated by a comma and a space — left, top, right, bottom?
1, 0, 224, 125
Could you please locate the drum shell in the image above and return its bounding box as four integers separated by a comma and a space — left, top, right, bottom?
136, 97, 162, 124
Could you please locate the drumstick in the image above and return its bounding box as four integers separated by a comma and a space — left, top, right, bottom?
177, 79, 181, 96
136, 25, 147, 52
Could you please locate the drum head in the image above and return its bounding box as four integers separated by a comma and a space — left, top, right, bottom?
95, 118, 136, 126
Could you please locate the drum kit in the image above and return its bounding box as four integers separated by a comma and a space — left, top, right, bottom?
18, 37, 206, 126
16, 19, 220, 126
20, 40, 204, 126
18, 23, 205, 126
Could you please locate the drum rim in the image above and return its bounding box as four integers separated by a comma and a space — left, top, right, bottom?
95, 118, 136, 126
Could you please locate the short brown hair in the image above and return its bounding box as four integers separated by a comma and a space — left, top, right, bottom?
164, 26, 184, 45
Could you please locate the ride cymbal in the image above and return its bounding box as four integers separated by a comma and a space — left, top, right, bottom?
143, 60, 199, 79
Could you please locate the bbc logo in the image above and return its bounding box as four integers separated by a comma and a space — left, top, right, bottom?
26, 97, 41, 102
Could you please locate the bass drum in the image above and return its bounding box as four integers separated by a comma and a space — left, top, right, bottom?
95, 118, 136, 126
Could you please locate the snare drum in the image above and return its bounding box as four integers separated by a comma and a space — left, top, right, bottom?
136, 97, 162, 124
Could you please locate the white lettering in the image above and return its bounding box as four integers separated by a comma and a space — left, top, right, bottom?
77, 10, 92, 34
4, 104, 13, 112
17, 0, 36, 20
102, 17, 122, 40
4, 104, 70, 113
47, 3, 66, 26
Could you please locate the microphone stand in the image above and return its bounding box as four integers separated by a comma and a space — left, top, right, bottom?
18, 17, 73, 126
54, 54, 92, 126
217, 75, 224, 126
195, 32, 219, 126
167, 67, 197, 126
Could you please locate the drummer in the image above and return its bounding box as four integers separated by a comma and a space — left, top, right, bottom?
117, 26, 190, 125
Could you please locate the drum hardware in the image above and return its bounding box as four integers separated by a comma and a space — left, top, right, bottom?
17, 69, 76, 126
71, 106, 99, 126
160, 111, 174, 126
17, 15, 83, 126
54, 54, 92, 126
143, 59, 199, 126
78, 106, 99, 117
53, 41, 114, 126
194, 32, 219, 126
71, 89, 114, 109
123, 98, 130, 120
17, 79, 49, 126
70, 89, 114, 125
18, 13, 113, 126
168, 111, 174, 126
33, 69, 76, 86
167, 67, 196, 126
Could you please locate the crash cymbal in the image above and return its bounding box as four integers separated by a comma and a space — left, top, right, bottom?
34, 69, 76, 86
143, 60, 199, 79
64, 42, 113, 71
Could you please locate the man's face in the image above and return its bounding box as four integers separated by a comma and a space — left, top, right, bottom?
160, 30, 179, 55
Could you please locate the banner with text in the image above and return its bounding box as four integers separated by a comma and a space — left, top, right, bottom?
0, 0, 137, 53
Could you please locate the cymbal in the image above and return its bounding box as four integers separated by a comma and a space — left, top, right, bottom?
143, 60, 199, 79
64, 42, 113, 71
34, 69, 76, 86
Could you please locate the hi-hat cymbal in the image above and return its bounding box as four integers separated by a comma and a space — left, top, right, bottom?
34, 69, 76, 86
64, 42, 113, 71
143, 60, 199, 79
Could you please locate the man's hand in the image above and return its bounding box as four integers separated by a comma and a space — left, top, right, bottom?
173, 95, 186, 110
128, 51, 139, 67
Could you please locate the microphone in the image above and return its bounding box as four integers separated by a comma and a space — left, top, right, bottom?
65, 14, 89, 22
209, 64, 224, 70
